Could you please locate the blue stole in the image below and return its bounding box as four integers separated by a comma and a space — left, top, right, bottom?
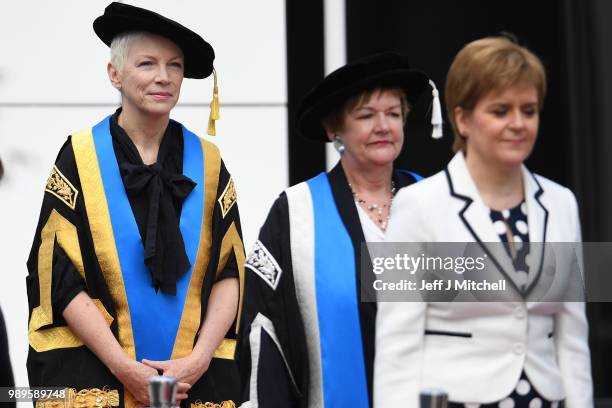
91, 116, 204, 362
399, 169, 423, 182
306, 173, 369, 407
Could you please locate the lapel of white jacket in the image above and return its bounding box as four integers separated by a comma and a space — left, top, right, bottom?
445, 152, 536, 296
521, 166, 549, 297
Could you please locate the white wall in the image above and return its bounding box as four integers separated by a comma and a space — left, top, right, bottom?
0, 0, 287, 388
323, 0, 346, 170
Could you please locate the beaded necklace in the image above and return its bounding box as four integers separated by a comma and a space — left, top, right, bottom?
349, 181, 396, 231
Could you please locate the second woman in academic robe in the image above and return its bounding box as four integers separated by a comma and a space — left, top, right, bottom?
238, 53, 442, 408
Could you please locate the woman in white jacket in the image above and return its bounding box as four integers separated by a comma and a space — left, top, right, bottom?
374, 36, 593, 408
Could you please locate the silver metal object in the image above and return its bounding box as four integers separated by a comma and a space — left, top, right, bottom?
420, 388, 448, 408
148, 375, 178, 408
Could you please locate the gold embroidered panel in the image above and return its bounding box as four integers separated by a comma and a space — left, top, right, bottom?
45, 166, 79, 210
217, 178, 237, 219
191, 401, 236, 408
35, 387, 119, 408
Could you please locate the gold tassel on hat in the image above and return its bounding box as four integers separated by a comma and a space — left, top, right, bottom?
207, 69, 220, 136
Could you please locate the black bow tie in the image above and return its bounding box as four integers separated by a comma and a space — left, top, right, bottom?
120, 161, 196, 295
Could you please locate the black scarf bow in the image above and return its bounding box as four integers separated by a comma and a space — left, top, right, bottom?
120, 160, 196, 295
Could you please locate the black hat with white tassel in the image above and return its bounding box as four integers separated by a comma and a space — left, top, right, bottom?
298, 52, 444, 142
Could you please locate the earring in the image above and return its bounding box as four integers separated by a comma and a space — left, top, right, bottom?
333, 135, 345, 155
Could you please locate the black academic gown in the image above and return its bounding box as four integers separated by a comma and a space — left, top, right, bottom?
26, 114, 245, 408
237, 163, 419, 408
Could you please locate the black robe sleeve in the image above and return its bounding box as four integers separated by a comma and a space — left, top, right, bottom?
26, 139, 87, 324
237, 193, 308, 408
210, 160, 242, 282
26, 138, 121, 395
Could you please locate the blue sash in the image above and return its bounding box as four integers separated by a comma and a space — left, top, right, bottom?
306, 173, 369, 407
92, 116, 204, 362
398, 169, 423, 182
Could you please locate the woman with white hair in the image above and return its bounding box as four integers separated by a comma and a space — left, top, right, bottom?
26, 3, 243, 407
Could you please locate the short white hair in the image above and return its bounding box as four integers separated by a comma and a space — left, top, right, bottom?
109, 31, 149, 72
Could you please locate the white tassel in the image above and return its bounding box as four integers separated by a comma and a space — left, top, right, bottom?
429, 79, 443, 139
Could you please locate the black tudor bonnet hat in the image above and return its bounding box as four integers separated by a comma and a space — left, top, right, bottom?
297, 52, 443, 142
93, 2, 221, 135
93, 2, 214, 79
